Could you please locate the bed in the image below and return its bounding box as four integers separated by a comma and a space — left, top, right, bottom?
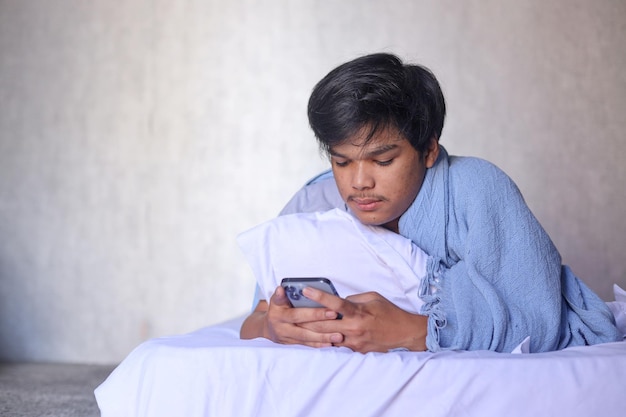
96, 286, 626, 417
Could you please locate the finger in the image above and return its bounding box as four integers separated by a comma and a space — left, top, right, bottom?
277, 305, 339, 325
302, 287, 355, 316
269, 285, 291, 307
280, 325, 343, 347
300, 321, 345, 343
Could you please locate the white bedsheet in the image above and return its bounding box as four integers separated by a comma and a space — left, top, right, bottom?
96, 313, 626, 417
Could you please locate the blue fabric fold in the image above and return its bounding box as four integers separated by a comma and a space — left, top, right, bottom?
399, 147, 621, 352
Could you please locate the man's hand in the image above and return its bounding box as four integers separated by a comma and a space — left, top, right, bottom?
299, 287, 428, 353
240, 286, 343, 348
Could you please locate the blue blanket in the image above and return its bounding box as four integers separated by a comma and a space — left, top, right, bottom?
399, 147, 621, 352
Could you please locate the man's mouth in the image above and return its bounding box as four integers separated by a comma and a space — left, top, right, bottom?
349, 196, 384, 211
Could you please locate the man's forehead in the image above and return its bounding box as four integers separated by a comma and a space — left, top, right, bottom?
330, 130, 406, 156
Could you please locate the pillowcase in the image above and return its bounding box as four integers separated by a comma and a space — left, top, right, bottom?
237, 208, 430, 314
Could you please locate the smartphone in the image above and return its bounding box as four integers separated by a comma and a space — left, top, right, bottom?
280, 277, 341, 310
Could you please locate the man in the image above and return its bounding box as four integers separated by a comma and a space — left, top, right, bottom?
240, 53, 621, 353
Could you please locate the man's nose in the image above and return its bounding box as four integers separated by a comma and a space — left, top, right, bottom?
352, 162, 374, 190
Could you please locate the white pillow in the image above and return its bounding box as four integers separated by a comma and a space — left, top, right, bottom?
237, 208, 430, 314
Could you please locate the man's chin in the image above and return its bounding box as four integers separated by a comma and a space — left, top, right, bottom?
354, 214, 399, 233
352, 212, 388, 227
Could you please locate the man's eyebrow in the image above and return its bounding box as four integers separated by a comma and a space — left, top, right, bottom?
330, 144, 398, 159
328, 149, 346, 158
365, 144, 398, 157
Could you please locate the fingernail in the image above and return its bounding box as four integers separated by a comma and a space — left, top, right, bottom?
330, 333, 343, 343
325, 310, 337, 319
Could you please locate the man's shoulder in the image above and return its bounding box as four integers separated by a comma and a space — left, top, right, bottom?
279, 170, 344, 216
304, 169, 335, 186
445, 154, 522, 209
448, 154, 513, 185
449, 154, 501, 172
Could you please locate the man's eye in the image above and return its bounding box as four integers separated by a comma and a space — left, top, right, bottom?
376, 159, 393, 166
334, 160, 349, 167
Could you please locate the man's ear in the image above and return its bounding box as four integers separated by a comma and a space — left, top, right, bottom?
424, 138, 440, 168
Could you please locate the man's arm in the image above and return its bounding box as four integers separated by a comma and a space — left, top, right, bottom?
239, 300, 270, 340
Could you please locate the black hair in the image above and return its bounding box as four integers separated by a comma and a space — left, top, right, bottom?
307, 53, 446, 155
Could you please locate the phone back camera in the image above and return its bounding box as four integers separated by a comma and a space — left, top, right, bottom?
285, 286, 300, 300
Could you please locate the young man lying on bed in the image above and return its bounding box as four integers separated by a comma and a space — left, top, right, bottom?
239, 53, 622, 353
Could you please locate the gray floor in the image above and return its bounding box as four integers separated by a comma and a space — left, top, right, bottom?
0, 362, 116, 417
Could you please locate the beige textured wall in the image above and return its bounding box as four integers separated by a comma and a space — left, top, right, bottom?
1, 0, 624, 363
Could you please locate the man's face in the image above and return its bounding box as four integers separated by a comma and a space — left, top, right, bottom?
329, 127, 439, 232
